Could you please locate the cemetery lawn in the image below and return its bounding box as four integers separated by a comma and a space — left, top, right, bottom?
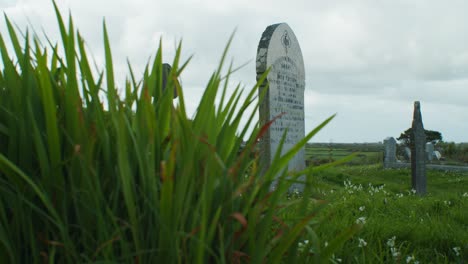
293, 164, 468, 263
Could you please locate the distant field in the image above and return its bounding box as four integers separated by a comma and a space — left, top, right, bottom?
305, 143, 382, 166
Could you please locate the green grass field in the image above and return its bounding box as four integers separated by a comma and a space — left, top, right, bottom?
289, 164, 468, 263
305, 144, 382, 166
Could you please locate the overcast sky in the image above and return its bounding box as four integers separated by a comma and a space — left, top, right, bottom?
2, 0, 467, 143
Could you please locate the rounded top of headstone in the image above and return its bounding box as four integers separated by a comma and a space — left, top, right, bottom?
256, 23, 305, 78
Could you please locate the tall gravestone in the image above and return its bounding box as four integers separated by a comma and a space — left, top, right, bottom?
411, 101, 426, 195
256, 23, 305, 191
383, 137, 397, 168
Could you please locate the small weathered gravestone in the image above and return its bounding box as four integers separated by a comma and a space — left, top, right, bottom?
404, 147, 412, 161
425, 142, 434, 162
411, 101, 426, 195
256, 23, 305, 191
383, 137, 397, 168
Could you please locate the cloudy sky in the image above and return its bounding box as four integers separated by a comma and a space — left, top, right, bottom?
1, 0, 467, 143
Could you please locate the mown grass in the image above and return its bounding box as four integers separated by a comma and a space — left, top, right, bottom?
0, 3, 359, 263
299, 165, 468, 263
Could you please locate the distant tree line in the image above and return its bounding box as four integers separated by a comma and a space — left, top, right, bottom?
396, 128, 468, 164
397, 128, 442, 146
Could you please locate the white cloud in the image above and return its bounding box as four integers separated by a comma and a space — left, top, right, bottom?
1, 0, 467, 142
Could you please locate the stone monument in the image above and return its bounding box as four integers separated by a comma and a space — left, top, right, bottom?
425, 142, 434, 162
256, 23, 305, 191
433, 150, 442, 160
383, 137, 397, 168
404, 147, 411, 161
411, 101, 426, 195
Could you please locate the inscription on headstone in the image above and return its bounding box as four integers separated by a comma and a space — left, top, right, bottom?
383, 137, 397, 168
256, 23, 305, 190
411, 101, 427, 195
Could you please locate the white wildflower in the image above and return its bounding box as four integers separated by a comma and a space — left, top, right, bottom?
387, 236, 396, 247
391, 247, 400, 258
294, 188, 300, 195
359, 206, 365, 211
463, 192, 468, 197
358, 238, 367, 247
297, 240, 309, 252
356, 217, 367, 225
406, 255, 416, 263
453, 246, 461, 256
331, 254, 342, 263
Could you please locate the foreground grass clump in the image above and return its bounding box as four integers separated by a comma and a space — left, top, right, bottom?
0, 5, 356, 263
305, 165, 468, 263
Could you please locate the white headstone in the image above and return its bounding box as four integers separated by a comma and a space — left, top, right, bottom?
256, 23, 305, 190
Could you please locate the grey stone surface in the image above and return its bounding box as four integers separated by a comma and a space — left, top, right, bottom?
426, 142, 434, 162
256, 23, 305, 191
404, 147, 412, 161
411, 101, 427, 195
383, 137, 397, 168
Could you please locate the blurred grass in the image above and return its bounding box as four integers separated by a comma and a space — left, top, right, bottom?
0, 3, 357, 263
